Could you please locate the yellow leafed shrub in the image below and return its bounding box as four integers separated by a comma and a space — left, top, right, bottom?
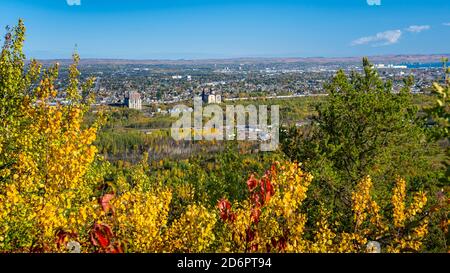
216, 164, 430, 253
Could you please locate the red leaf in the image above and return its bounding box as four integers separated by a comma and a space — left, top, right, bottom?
246, 175, 258, 191
252, 192, 261, 207
218, 199, 233, 222
90, 223, 113, 250
55, 230, 76, 249
246, 228, 255, 242
250, 208, 261, 223
265, 180, 274, 203
96, 232, 110, 249
277, 237, 287, 251
99, 193, 115, 213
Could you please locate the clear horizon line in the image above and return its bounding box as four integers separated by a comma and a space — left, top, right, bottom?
29, 52, 450, 62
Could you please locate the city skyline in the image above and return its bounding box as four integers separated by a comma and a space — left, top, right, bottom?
1, 0, 449, 59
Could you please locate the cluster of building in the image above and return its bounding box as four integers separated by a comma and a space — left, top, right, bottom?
83, 61, 445, 111
375, 64, 408, 69
121, 89, 222, 111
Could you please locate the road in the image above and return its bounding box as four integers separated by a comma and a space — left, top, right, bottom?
223, 93, 328, 102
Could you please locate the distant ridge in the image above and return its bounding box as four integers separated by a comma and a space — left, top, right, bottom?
34, 54, 450, 66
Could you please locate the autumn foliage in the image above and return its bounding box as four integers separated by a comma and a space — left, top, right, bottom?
0, 20, 448, 253
215, 163, 431, 253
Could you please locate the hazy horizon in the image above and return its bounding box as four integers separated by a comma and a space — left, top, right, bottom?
27, 53, 449, 63
1, 0, 449, 60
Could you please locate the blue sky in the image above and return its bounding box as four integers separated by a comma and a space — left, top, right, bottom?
0, 0, 449, 59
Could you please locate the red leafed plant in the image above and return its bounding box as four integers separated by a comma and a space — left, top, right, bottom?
219, 163, 279, 252
90, 223, 123, 253
248, 168, 276, 211
246, 174, 258, 192
99, 193, 115, 214
55, 229, 77, 249
218, 198, 236, 223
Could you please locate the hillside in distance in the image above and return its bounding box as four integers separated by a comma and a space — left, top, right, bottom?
35, 53, 450, 66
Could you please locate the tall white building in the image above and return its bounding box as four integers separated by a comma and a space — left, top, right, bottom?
125, 91, 142, 110
202, 90, 221, 104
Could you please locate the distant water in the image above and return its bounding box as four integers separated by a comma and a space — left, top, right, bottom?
402, 62, 444, 69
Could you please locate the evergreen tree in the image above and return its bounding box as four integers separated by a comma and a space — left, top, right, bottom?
281, 58, 435, 210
